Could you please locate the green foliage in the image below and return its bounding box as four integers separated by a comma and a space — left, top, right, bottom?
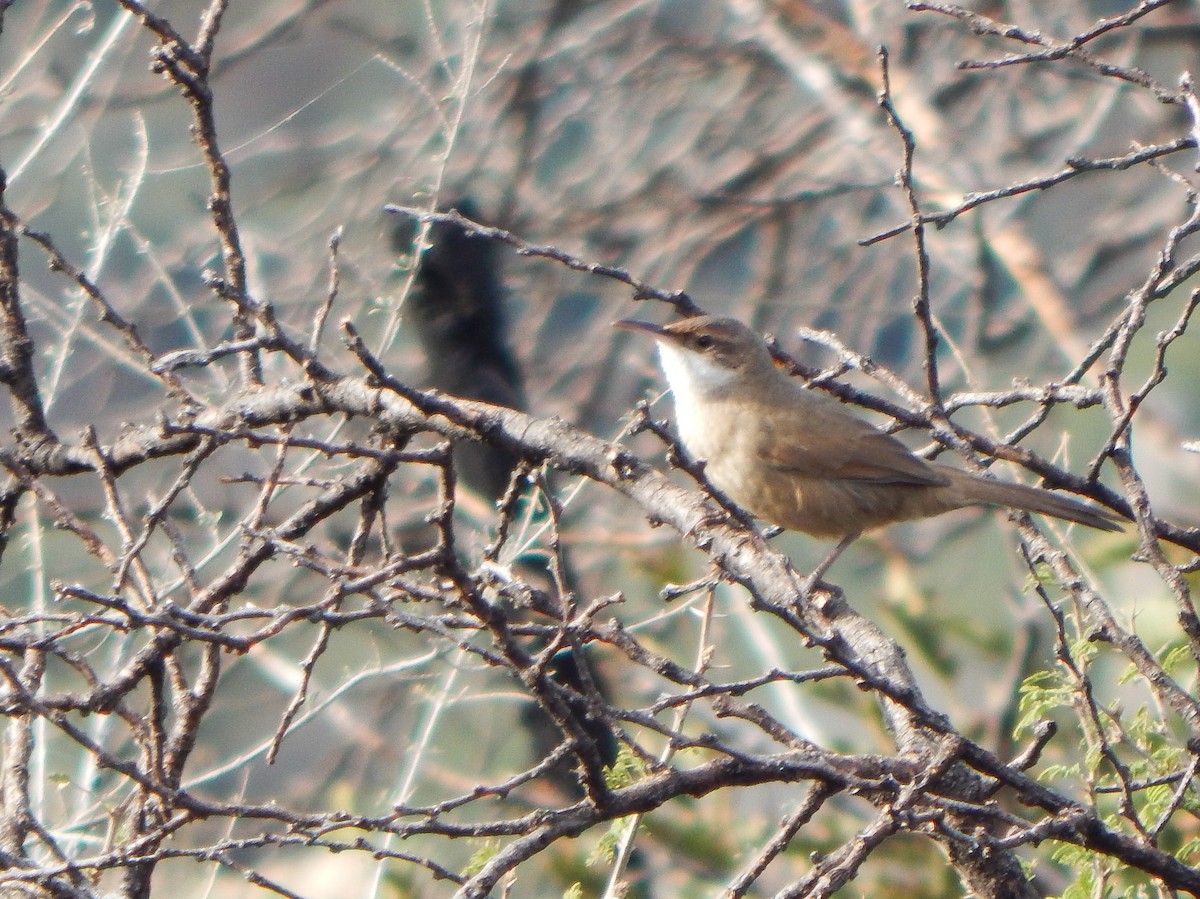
1014, 668, 1076, 741
603, 744, 647, 791
462, 840, 501, 878
588, 816, 636, 867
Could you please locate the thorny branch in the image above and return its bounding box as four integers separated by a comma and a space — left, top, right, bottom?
1, 2, 1199, 898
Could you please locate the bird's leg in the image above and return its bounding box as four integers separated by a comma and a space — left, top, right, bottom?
800, 532, 859, 596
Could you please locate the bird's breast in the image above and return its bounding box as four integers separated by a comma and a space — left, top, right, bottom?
672, 393, 772, 500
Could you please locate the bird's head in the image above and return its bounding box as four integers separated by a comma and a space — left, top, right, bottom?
614, 315, 776, 398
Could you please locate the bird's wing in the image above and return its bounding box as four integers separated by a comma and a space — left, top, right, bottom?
758, 399, 950, 487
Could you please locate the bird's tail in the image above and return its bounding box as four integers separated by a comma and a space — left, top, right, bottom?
940, 467, 1126, 532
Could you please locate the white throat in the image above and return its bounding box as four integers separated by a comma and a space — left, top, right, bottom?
656, 341, 737, 410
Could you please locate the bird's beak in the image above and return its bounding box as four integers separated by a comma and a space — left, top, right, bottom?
613, 319, 668, 339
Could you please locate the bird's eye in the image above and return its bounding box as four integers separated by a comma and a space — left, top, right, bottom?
695, 334, 715, 349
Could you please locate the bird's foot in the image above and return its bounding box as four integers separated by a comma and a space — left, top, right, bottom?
797, 533, 859, 599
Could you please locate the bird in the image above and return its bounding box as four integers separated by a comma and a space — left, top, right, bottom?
615, 315, 1124, 542
399, 199, 525, 502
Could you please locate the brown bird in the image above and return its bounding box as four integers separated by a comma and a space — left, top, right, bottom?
616, 315, 1124, 541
